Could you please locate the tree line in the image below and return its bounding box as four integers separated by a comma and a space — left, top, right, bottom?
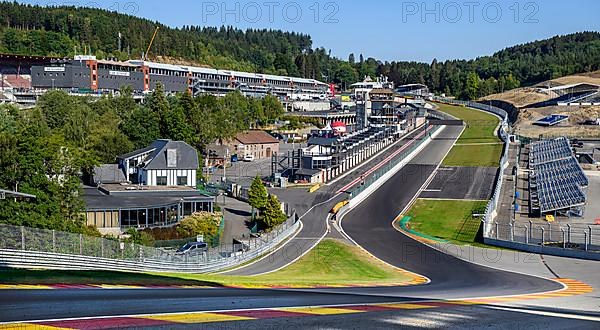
0, 87, 284, 232
1, 2, 599, 99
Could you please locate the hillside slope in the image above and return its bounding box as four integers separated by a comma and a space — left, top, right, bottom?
480, 70, 600, 108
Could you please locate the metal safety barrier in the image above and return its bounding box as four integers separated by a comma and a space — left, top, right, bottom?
0, 219, 301, 273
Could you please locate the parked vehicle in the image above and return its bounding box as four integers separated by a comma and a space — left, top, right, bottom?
243, 154, 255, 162
176, 242, 208, 256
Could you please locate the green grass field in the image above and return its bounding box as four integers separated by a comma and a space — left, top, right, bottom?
437, 103, 501, 144
436, 103, 503, 167
443, 144, 505, 167
0, 239, 412, 287
406, 199, 488, 245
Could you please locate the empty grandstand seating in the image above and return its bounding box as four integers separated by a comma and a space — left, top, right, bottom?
528, 137, 573, 167
1, 75, 32, 89
528, 137, 588, 215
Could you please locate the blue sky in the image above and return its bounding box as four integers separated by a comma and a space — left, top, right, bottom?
15, 0, 600, 63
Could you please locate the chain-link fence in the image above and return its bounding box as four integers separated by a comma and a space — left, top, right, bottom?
490, 222, 599, 252
0, 217, 299, 272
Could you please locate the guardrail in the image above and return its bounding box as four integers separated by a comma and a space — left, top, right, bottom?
0, 218, 300, 273
432, 97, 510, 235
432, 97, 600, 259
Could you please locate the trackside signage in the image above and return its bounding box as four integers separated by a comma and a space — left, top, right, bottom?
44, 67, 65, 72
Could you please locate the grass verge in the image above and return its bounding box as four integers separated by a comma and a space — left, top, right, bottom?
443, 144, 504, 167
436, 103, 503, 167
0, 239, 412, 288
406, 199, 488, 246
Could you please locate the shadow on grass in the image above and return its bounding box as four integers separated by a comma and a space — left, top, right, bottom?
0, 269, 225, 287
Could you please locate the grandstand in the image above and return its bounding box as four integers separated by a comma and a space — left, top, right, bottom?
528, 137, 588, 216
529, 83, 600, 107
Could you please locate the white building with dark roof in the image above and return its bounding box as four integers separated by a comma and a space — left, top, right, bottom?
117, 139, 199, 187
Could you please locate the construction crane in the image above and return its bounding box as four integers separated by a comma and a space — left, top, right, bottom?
143, 26, 160, 61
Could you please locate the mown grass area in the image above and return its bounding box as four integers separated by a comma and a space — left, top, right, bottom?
443, 144, 505, 167
436, 103, 503, 167
437, 103, 501, 144
406, 199, 488, 245
0, 240, 412, 287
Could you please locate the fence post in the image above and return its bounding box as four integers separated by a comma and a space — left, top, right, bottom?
589, 226, 593, 246
20, 226, 25, 250
139, 246, 143, 262
529, 221, 533, 240
584, 231, 589, 251
567, 224, 571, 243
548, 223, 552, 241
79, 234, 83, 255
524, 226, 529, 244
540, 227, 545, 245
101, 239, 104, 258
52, 230, 56, 253
509, 223, 514, 241
495, 222, 499, 239
561, 229, 566, 249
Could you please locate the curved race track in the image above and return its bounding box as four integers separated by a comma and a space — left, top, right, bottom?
0, 125, 564, 323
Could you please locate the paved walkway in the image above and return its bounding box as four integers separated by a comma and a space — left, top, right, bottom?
218, 196, 252, 244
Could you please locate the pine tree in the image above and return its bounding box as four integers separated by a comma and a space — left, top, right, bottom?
261, 194, 287, 230
247, 176, 268, 219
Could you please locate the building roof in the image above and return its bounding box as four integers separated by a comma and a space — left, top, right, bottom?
308, 136, 340, 147
235, 131, 279, 145
118, 140, 199, 170
83, 186, 213, 210
93, 164, 127, 184
370, 88, 394, 94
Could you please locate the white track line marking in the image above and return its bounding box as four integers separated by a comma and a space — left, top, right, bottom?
485, 305, 600, 322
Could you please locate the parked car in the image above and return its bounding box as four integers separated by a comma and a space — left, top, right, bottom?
176, 242, 208, 256
243, 154, 255, 162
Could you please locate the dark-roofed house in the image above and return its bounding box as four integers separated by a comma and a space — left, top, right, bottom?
83, 140, 213, 234
118, 139, 199, 187
229, 131, 279, 159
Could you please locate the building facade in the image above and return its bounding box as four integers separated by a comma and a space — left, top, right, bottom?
117, 140, 199, 187
230, 131, 280, 159
29, 55, 329, 99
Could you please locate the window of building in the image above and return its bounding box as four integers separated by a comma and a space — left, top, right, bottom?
156, 176, 167, 186
177, 176, 188, 186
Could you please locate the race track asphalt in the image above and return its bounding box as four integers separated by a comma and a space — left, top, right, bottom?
0, 124, 565, 324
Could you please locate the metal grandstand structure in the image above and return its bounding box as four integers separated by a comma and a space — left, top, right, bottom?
528, 137, 588, 216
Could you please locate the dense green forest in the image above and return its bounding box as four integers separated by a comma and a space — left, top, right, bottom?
0, 87, 284, 231
1, 2, 599, 99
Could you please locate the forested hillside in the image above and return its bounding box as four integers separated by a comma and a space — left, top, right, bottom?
1, 2, 599, 99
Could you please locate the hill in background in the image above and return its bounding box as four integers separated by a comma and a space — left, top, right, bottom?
0, 2, 599, 100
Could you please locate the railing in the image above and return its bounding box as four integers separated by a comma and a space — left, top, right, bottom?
432, 97, 510, 235
0, 217, 300, 273
431, 97, 600, 259
348, 125, 442, 199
